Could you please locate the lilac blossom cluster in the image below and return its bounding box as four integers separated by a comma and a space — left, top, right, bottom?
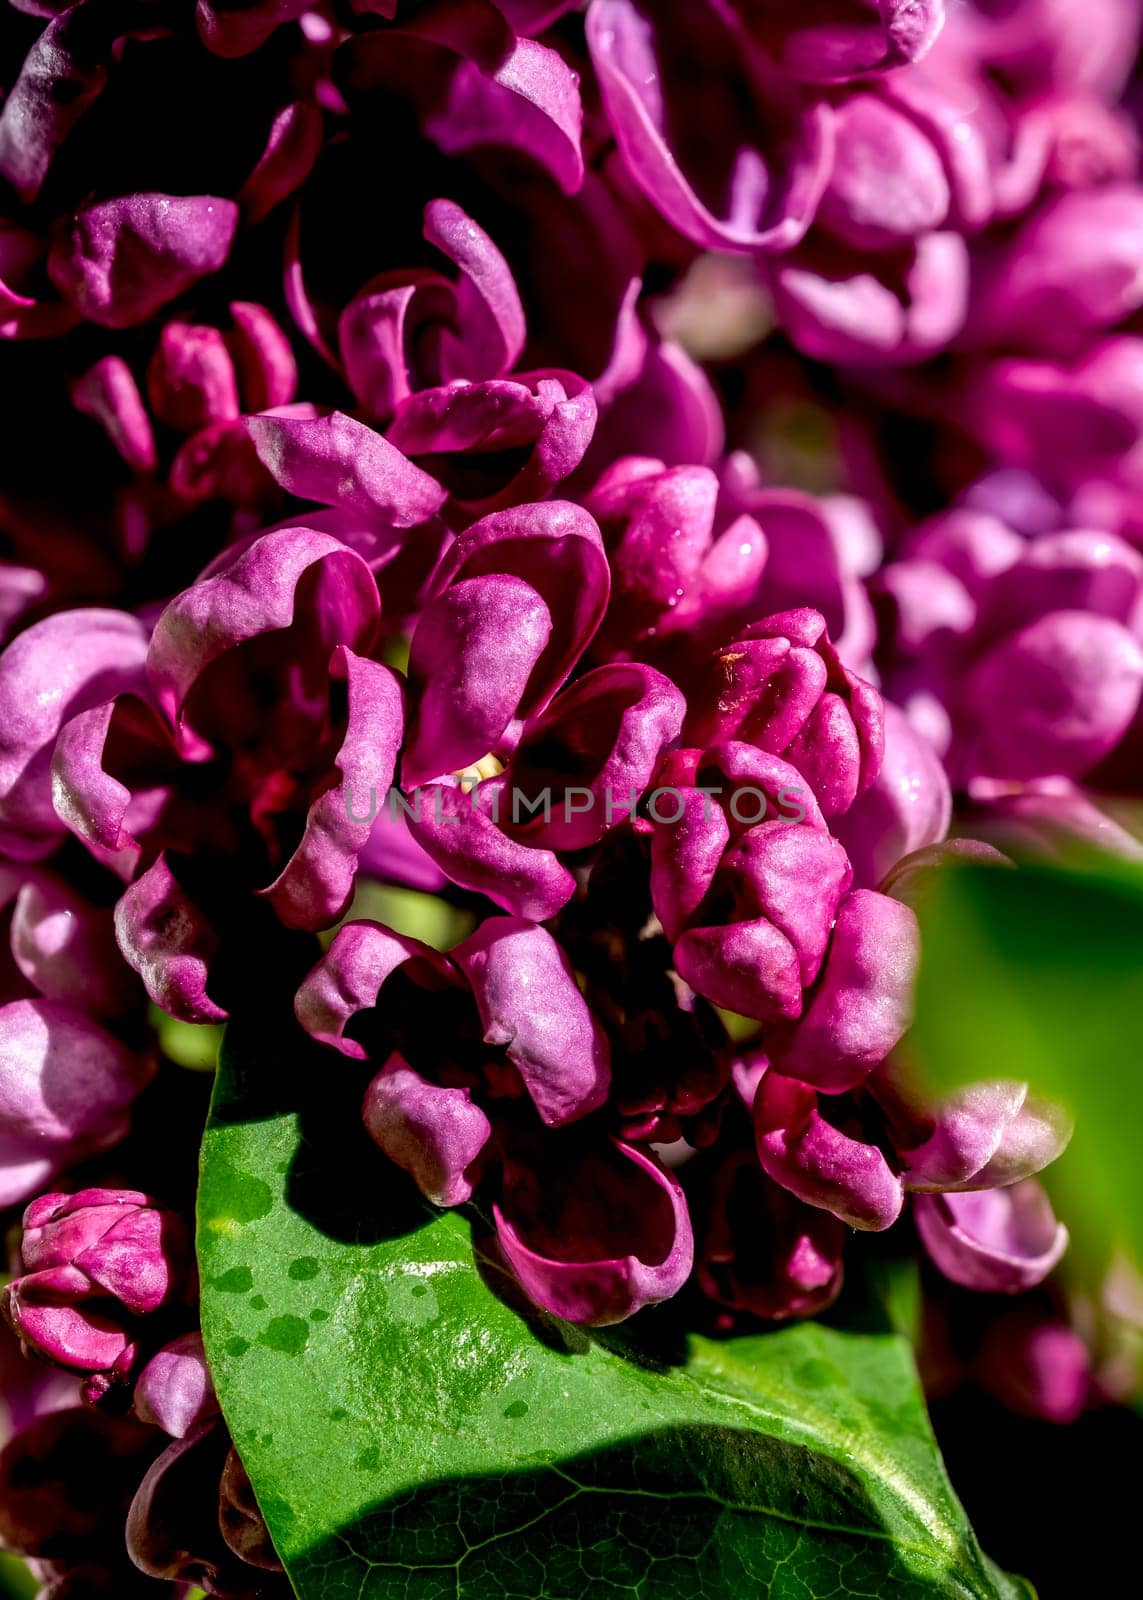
2, 0, 1142, 1592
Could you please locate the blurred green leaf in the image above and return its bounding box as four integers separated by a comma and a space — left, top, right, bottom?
325, 881, 475, 953
0, 1553, 37, 1599
149, 1003, 224, 1071
911, 855, 1143, 1269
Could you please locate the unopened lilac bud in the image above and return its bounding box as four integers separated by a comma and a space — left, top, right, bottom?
4, 1191, 192, 1377
133, 1334, 218, 1439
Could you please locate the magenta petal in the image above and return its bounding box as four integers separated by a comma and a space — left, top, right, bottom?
835, 701, 952, 889
0, 610, 149, 860
0, 8, 114, 204
227, 301, 298, 411
363, 1052, 491, 1207
147, 527, 380, 728
405, 781, 576, 921
245, 410, 447, 525
113, 855, 225, 1024
960, 612, 1143, 782
720, 822, 853, 986
770, 889, 919, 1091
587, 0, 831, 254
295, 920, 459, 1057
508, 663, 686, 852
915, 1182, 1068, 1292
0, 999, 151, 1208
71, 357, 157, 474
674, 917, 803, 1023
454, 918, 610, 1125
48, 194, 239, 329
10, 875, 138, 1018
146, 321, 239, 432
404, 575, 554, 786
754, 1070, 904, 1232
494, 1138, 693, 1326
264, 649, 404, 930
746, 0, 946, 81
3, 1269, 130, 1373
237, 100, 323, 225
134, 1333, 218, 1439
422, 198, 527, 381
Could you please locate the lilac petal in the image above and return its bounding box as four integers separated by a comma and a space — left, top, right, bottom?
494, 1138, 693, 1325
423, 198, 527, 382
245, 410, 447, 525
146, 322, 239, 433
960, 612, 1143, 782
454, 918, 611, 1126
146, 527, 380, 729
0, 999, 152, 1207
915, 1182, 1068, 1292
746, 0, 946, 81
237, 100, 323, 225
10, 875, 138, 1018
507, 663, 686, 852
196, 0, 309, 57
697, 1152, 845, 1321
358, 807, 447, 893
675, 917, 804, 1023
48, 195, 239, 330
0, 6, 115, 202
113, 855, 225, 1024
125, 1422, 254, 1593
876, 1072, 1028, 1191
720, 822, 853, 986
49, 694, 173, 876
835, 701, 952, 888
362, 1052, 491, 1207
219, 1445, 283, 1571
648, 767, 732, 942
769, 889, 919, 1091
771, 231, 969, 366
133, 1334, 218, 1438
3, 1268, 131, 1372
346, 17, 584, 195
295, 920, 459, 1057
403, 575, 553, 786
968, 781, 1143, 862
404, 780, 576, 921
753, 1069, 904, 1232
340, 278, 434, 418
974, 1310, 1090, 1424
0, 610, 149, 860
964, 1091, 1075, 1191
71, 357, 157, 474
980, 529, 1143, 637
818, 92, 950, 249
387, 372, 597, 511
264, 649, 404, 930
587, 0, 832, 254
227, 301, 297, 411
404, 500, 608, 785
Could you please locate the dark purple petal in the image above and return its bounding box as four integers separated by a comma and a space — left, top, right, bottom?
494, 1138, 693, 1325
237, 100, 323, 225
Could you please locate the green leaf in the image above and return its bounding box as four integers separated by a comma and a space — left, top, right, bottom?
910, 856, 1143, 1269
199, 1009, 1031, 1600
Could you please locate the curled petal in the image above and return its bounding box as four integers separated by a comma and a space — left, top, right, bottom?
720, 822, 853, 986
0, 999, 151, 1208
405, 781, 576, 921
146, 322, 239, 433
587, 0, 831, 254
363, 1053, 491, 1207
675, 916, 803, 1023
134, 1334, 218, 1439
0, 4, 116, 203
113, 855, 225, 1024
48, 195, 239, 330
454, 917, 611, 1125
264, 650, 404, 930
818, 93, 949, 249
494, 1138, 693, 1325
915, 1182, 1068, 1292
196, 0, 309, 57
71, 357, 157, 474
0, 610, 148, 859
295, 920, 459, 1057
237, 100, 323, 225
423, 197, 527, 380
146, 527, 379, 728
508, 663, 686, 852
3, 1268, 131, 1373
10, 875, 138, 1018
745, 0, 946, 82
770, 889, 919, 1091
754, 1069, 904, 1231
125, 1422, 256, 1593
245, 410, 447, 525
227, 301, 298, 411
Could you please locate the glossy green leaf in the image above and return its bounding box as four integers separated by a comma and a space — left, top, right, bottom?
911, 856, 1143, 1268
199, 1010, 1031, 1600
